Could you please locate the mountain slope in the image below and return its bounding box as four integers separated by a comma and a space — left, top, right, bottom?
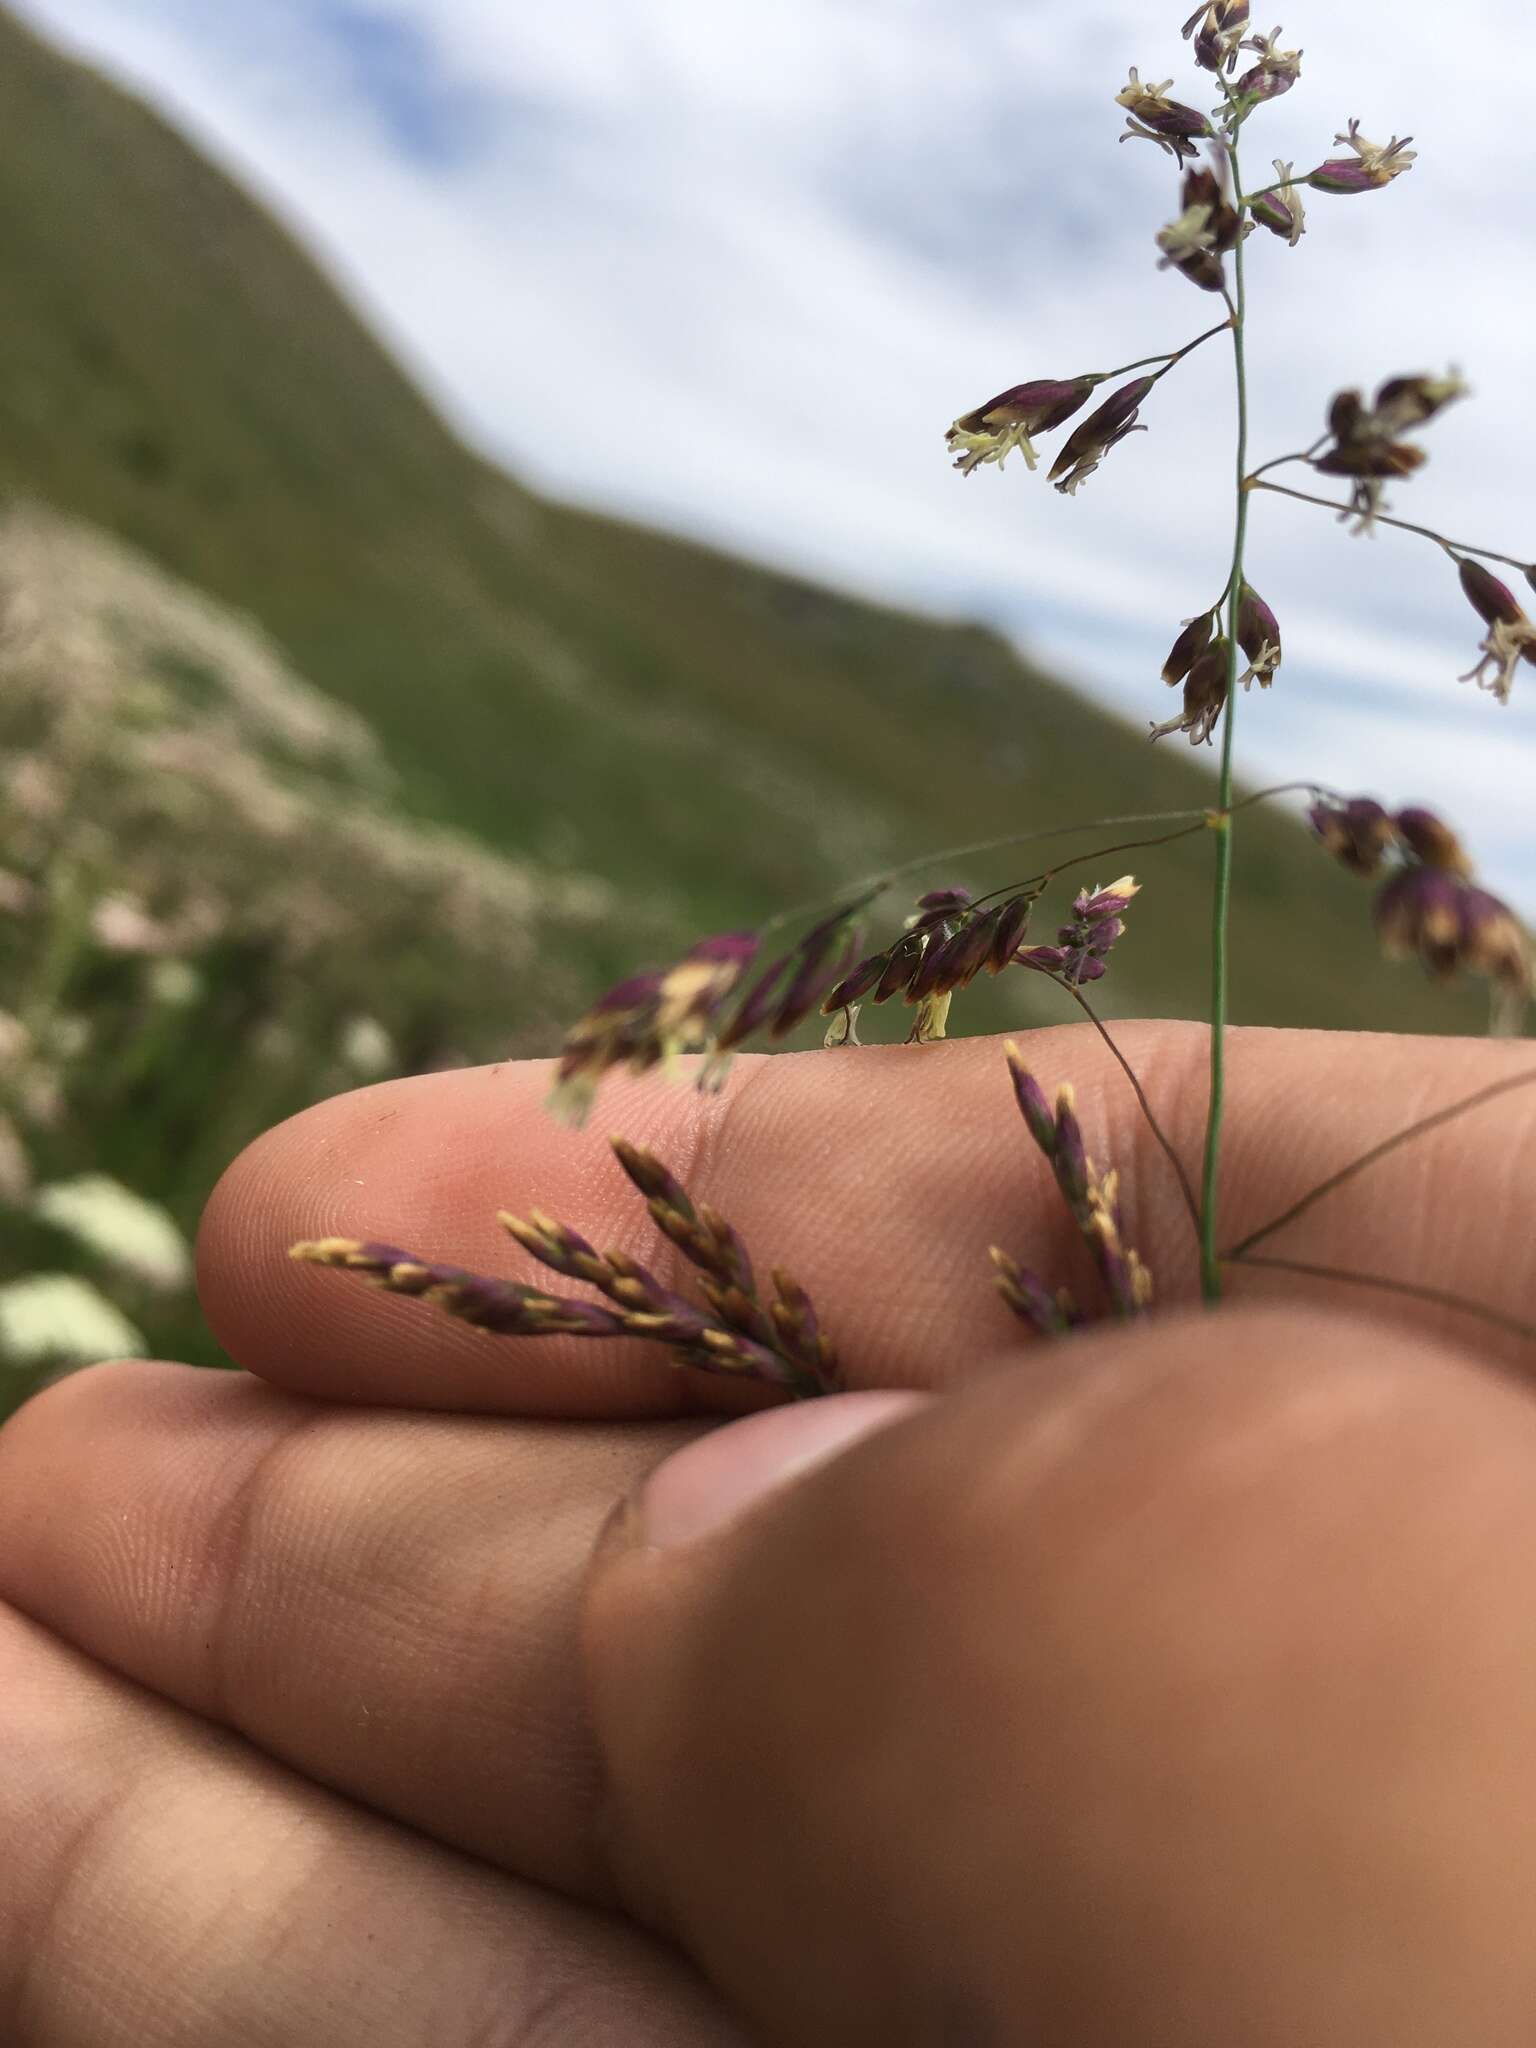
0, 4, 1484, 1037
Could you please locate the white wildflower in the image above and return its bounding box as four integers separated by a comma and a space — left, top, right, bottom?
340, 1015, 396, 1076
18, 1070, 63, 1128
91, 893, 175, 955
0, 1009, 30, 1066
148, 958, 204, 1007
6, 755, 64, 820
0, 1274, 146, 1368
48, 1014, 91, 1062
33, 1174, 193, 1292
250, 1019, 299, 1064
0, 868, 36, 915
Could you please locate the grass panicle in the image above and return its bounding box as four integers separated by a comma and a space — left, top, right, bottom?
293, 1137, 840, 1400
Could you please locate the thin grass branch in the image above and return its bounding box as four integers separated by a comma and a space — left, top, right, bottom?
1225, 1067, 1536, 1259
1054, 981, 1204, 1241
1250, 479, 1533, 573
1226, 1252, 1536, 1347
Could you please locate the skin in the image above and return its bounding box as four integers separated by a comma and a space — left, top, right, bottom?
0, 1020, 1534, 2044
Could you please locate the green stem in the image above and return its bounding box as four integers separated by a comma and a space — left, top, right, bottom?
1200, 129, 1254, 1304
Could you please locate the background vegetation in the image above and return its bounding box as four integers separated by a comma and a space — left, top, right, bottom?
0, 5, 1481, 1418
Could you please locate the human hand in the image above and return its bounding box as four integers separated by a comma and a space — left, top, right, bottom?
2, 1022, 1534, 2045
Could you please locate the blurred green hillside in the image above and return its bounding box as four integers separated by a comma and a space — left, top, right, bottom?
0, 6, 1485, 1409
0, 3, 1476, 1022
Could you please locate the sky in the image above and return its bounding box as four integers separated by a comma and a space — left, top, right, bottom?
13, 0, 1536, 908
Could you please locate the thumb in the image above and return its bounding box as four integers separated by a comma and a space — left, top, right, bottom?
585, 1305, 1536, 2048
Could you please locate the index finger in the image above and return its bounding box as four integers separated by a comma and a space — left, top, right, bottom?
195, 1021, 1536, 1418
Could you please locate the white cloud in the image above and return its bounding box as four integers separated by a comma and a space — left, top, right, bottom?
12, 0, 1536, 907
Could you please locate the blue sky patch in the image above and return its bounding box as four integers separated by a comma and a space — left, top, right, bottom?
309, 1, 495, 168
